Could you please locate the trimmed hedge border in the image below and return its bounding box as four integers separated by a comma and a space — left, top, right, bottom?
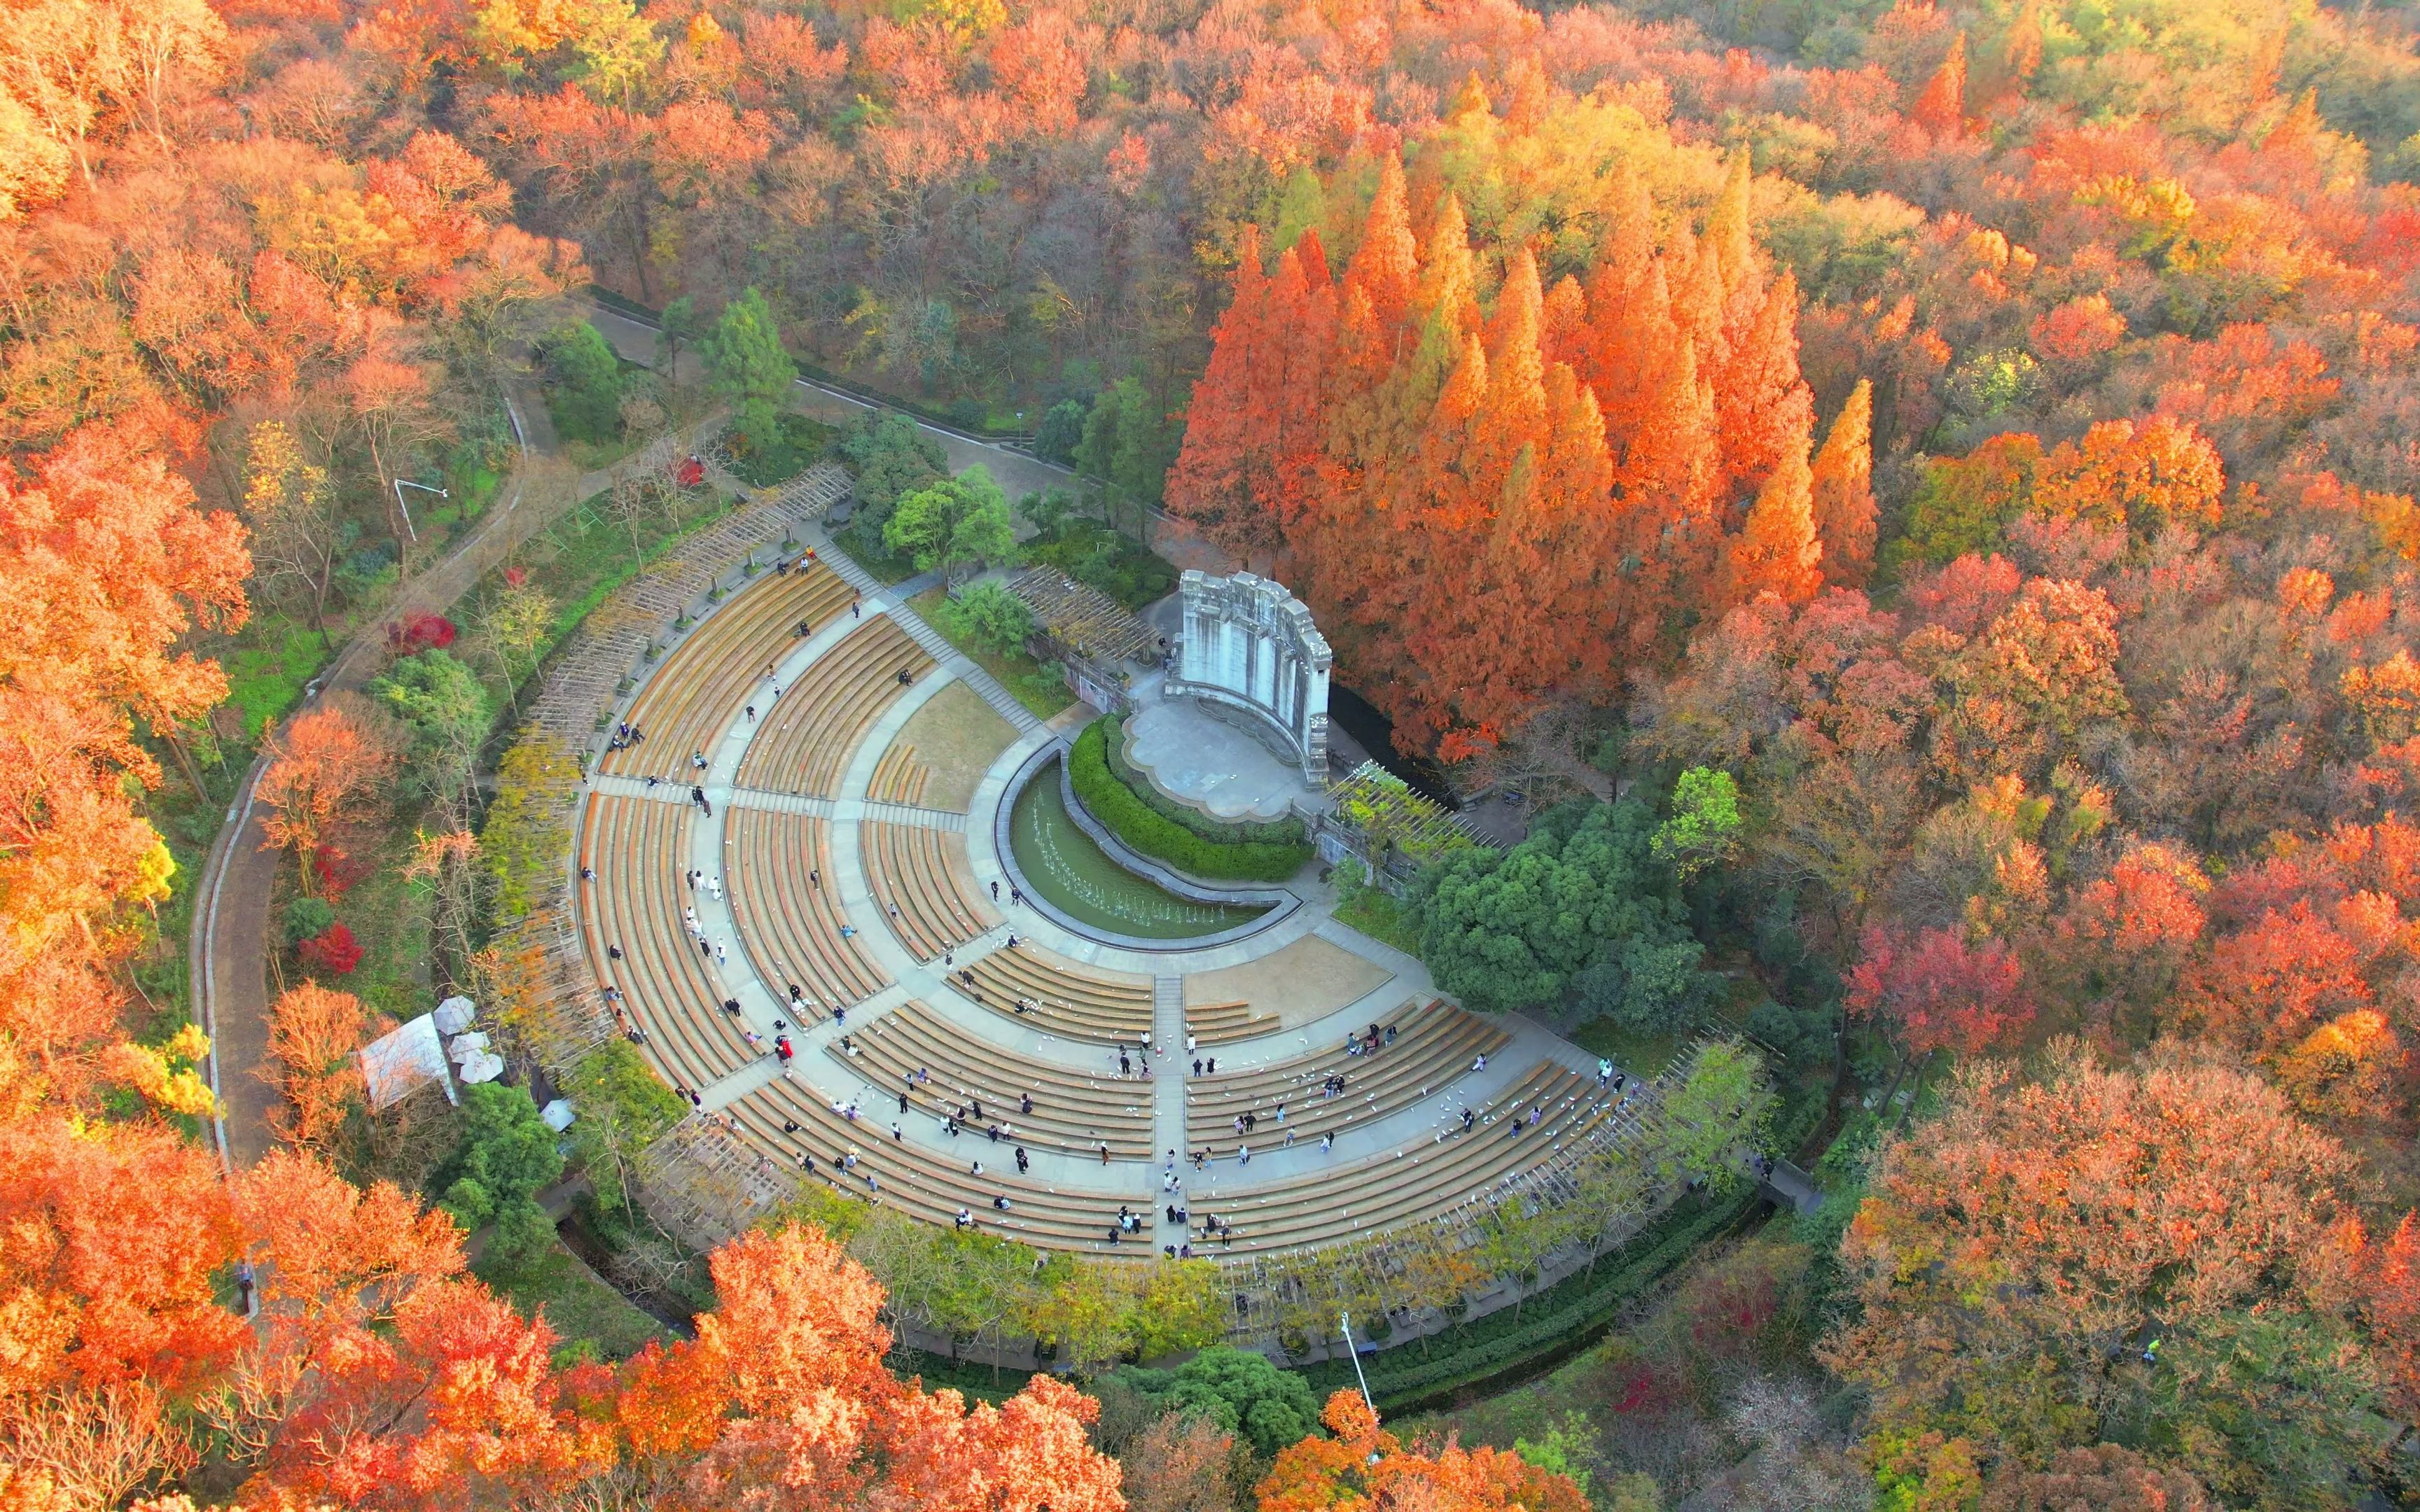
1101, 713, 1309, 848
1068, 719, 1313, 883
1288, 1191, 1753, 1412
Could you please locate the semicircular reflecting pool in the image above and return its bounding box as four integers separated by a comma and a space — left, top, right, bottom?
1008, 761, 1272, 940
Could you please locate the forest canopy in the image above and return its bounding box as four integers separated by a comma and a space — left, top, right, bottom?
11, 0, 2420, 1503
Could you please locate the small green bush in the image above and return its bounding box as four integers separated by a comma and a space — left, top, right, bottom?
934, 580, 1037, 657
1066, 720, 1311, 883
281, 895, 337, 946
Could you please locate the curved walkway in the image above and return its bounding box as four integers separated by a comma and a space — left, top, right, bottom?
575, 522, 1631, 1260
193, 374, 726, 1172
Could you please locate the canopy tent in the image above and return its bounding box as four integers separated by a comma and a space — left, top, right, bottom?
359, 1014, 456, 1110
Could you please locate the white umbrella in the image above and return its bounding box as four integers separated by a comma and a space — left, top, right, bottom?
447, 1030, 492, 1065
433, 997, 477, 1033
457, 1050, 506, 1084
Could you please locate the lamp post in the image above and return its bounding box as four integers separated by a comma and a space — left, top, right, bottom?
1339, 1310, 1375, 1411
393, 478, 447, 544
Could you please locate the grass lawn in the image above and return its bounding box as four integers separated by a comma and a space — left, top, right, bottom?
223, 615, 335, 740
1567, 1016, 1689, 1078
1333, 883, 1421, 956
487, 1236, 670, 1364
908, 587, 1076, 720
558, 433, 646, 472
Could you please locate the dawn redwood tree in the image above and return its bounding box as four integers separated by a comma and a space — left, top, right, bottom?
1169, 143, 1826, 755
1807, 379, 1877, 587
1910, 31, 1967, 135
1724, 430, 1823, 610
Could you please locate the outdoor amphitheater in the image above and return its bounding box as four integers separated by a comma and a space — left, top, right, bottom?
563, 480, 1675, 1325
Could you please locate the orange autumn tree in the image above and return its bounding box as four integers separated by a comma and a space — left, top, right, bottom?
1168, 139, 1865, 755
609, 1222, 1125, 1512
1257, 1389, 1589, 1512
258, 982, 375, 1147
256, 696, 396, 891
209, 1217, 1125, 1509
0, 422, 250, 1079
1809, 378, 1877, 587
0, 1091, 251, 1508
1821, 1040, 2388, 1501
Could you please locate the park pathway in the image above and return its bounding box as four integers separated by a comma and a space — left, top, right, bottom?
578, 301, 1079, 505
190, 364, 726, 1172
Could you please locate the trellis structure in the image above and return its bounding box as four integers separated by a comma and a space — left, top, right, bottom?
1008, 567, 1161, 666
1316, 760, 1487, 894
634, 1115, 803, 1253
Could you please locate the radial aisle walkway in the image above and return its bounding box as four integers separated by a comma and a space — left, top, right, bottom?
601, 562, 854, 780
572, 536, 1646, 1275
736, 617, 932, 795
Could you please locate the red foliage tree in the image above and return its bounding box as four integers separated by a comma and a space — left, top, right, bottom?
1847, 923, 2032, 1056
297, 921, 365, 976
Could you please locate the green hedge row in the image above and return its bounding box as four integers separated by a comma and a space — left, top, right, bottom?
1289, 1192, 1752, 1411
1100, 713, 1309, 848
1067, 720, 1313, 883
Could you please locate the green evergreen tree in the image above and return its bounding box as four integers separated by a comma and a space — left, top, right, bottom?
1072, 378, 1178, 538
704, 287, 797, 410
541, 321, 625, 442
1415, 798, 1712, 1022
842, 412, 948, 529
885, 465, 1015, 587
1033, 398, 1090, 465
439, 1082, 567, 1277
370, 649, 496, 806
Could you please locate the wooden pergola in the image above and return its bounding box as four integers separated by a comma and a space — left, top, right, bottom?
1328, 760, 1484, 862
1007, 567, 1162, 666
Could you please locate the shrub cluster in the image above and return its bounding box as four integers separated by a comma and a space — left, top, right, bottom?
1288, 1192, 1748, 1411
1066, 719, 1311, 883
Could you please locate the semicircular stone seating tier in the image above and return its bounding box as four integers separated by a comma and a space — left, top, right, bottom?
576, 545, 1640, 1264
601, 562, 856, 780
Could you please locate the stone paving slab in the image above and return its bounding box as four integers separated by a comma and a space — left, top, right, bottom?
1182, 934, 1392, 1032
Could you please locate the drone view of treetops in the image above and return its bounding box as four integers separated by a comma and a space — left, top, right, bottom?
20, 0, 2420, 1504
